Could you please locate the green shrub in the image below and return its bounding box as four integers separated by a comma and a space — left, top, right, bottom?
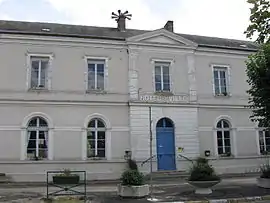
127, 159, 138, 170
260, 163, 270, 178
121, 169, 145, 186
188, 157, 220, 181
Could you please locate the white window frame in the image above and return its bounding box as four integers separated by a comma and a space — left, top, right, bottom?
214, 119, 235, 157
151, 59, 174, 93
82, 113, 112, 161
86, 119, 106, 158
258, 129, 270, 154
84, 56, 109, 92
211, 64, 231, 96
27, 117, 48, 159
21, 112, 54, 161
26, 53, 54, 91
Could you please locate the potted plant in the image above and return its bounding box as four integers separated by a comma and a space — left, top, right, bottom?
257, 158, 270, 188
118, 159, 149, 198
187, 157, 221, 194
52, 169, 80, 185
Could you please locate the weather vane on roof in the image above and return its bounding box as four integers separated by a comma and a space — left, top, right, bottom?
111, 10, 132, 22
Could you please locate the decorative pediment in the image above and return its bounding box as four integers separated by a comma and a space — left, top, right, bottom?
141, 35, 185, 45
126, 29, 197, 48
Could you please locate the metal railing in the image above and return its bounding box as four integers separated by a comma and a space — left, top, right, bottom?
141, 153, 194, 167
141, 155, 156, 166
178, 154, 194, 164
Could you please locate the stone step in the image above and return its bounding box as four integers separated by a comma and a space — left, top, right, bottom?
0, 173, 11, 183
145, 171, 189, 180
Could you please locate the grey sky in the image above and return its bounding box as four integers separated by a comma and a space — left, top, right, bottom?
0, 0, 252, 40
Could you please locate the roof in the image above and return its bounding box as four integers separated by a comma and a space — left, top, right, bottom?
0, 20, 259, 51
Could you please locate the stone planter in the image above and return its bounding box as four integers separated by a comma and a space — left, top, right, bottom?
257, 177, 270, 188
52, 175, 80, 185
117, 184, 149, 198
188, 180, 220, 194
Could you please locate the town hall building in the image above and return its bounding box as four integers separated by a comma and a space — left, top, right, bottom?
0, 11, 264, 182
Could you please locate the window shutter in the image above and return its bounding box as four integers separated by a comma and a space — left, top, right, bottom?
26, 56, 31, 90
227, 67, 232, 96
84, 71, 88, 91
168, 64, 173, 92
47, 58, 52, 90
104, 61, 109, 91
211, 67, 216, 96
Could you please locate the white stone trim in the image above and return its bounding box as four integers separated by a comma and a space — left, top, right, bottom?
128, 50, 139, 100
199, 126, 257, 132
48, 130, 54, 160
111, 127, 129, 132
211, 64, 231, 97
0, 100, 127, 106
150, 58, 175, 64
0, 126, 128, 132
1, 34, 255, 55
196, 47, 256, 57
187, 54, 197, 101
232, 128, 238, 157
83, 113, 111, 129
25, 53, 54, 91
126, 28, 198, 47
256, 129, 261, 156
20, 128, 27, 160
0, 126, 21, 131
81, 129, 87, 160
22, 112, 53, 128
2, 34, 126, 47
214, 115, 234, 128
213, 116, 237, 157
83, 56, 109, 92
151, 59, 174, 93
21, 112, 54, 160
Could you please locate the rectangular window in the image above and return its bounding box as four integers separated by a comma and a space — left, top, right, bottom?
155, 62, 170, 92
87, 59, 105, 91
213, 66, 228, 96
259, 130, 270, 154
30, 57, 49, 89
87, 131, 105, 158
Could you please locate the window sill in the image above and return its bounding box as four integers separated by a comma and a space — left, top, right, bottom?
28, 88, 49, 92
86, 90, 107, 95
218, 155, 234, 159
87, 157, 106, 161
214, 93, 231, 98
154, 91, 174, 96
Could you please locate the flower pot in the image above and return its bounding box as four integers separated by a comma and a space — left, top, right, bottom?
52, 175, 80, 185
257, 177, 270, 188
117, 184, 149, 198
188, 180, 220, 194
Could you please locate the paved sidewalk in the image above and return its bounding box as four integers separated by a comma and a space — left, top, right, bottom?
0, 177, 269, 202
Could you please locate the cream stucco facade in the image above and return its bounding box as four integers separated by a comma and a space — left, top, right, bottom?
0, 21, 264, 182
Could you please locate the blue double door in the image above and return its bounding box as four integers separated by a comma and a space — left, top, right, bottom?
156, 118, 176, 171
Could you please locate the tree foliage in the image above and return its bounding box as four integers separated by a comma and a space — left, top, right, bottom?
246, 44, 270, 127
244, 0, 270, 44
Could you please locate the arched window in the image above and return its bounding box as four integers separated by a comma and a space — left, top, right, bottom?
259, 130, 270, 154
216, 119, 231, 155
156, 118, 174, 128
27, 117, 48, 159
258, 123, 270, 154
87, 118, 106, 158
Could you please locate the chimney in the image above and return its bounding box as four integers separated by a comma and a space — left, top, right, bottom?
111, 10, 132, 32
164, 21, 174, 32
117, 16, 126, 31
